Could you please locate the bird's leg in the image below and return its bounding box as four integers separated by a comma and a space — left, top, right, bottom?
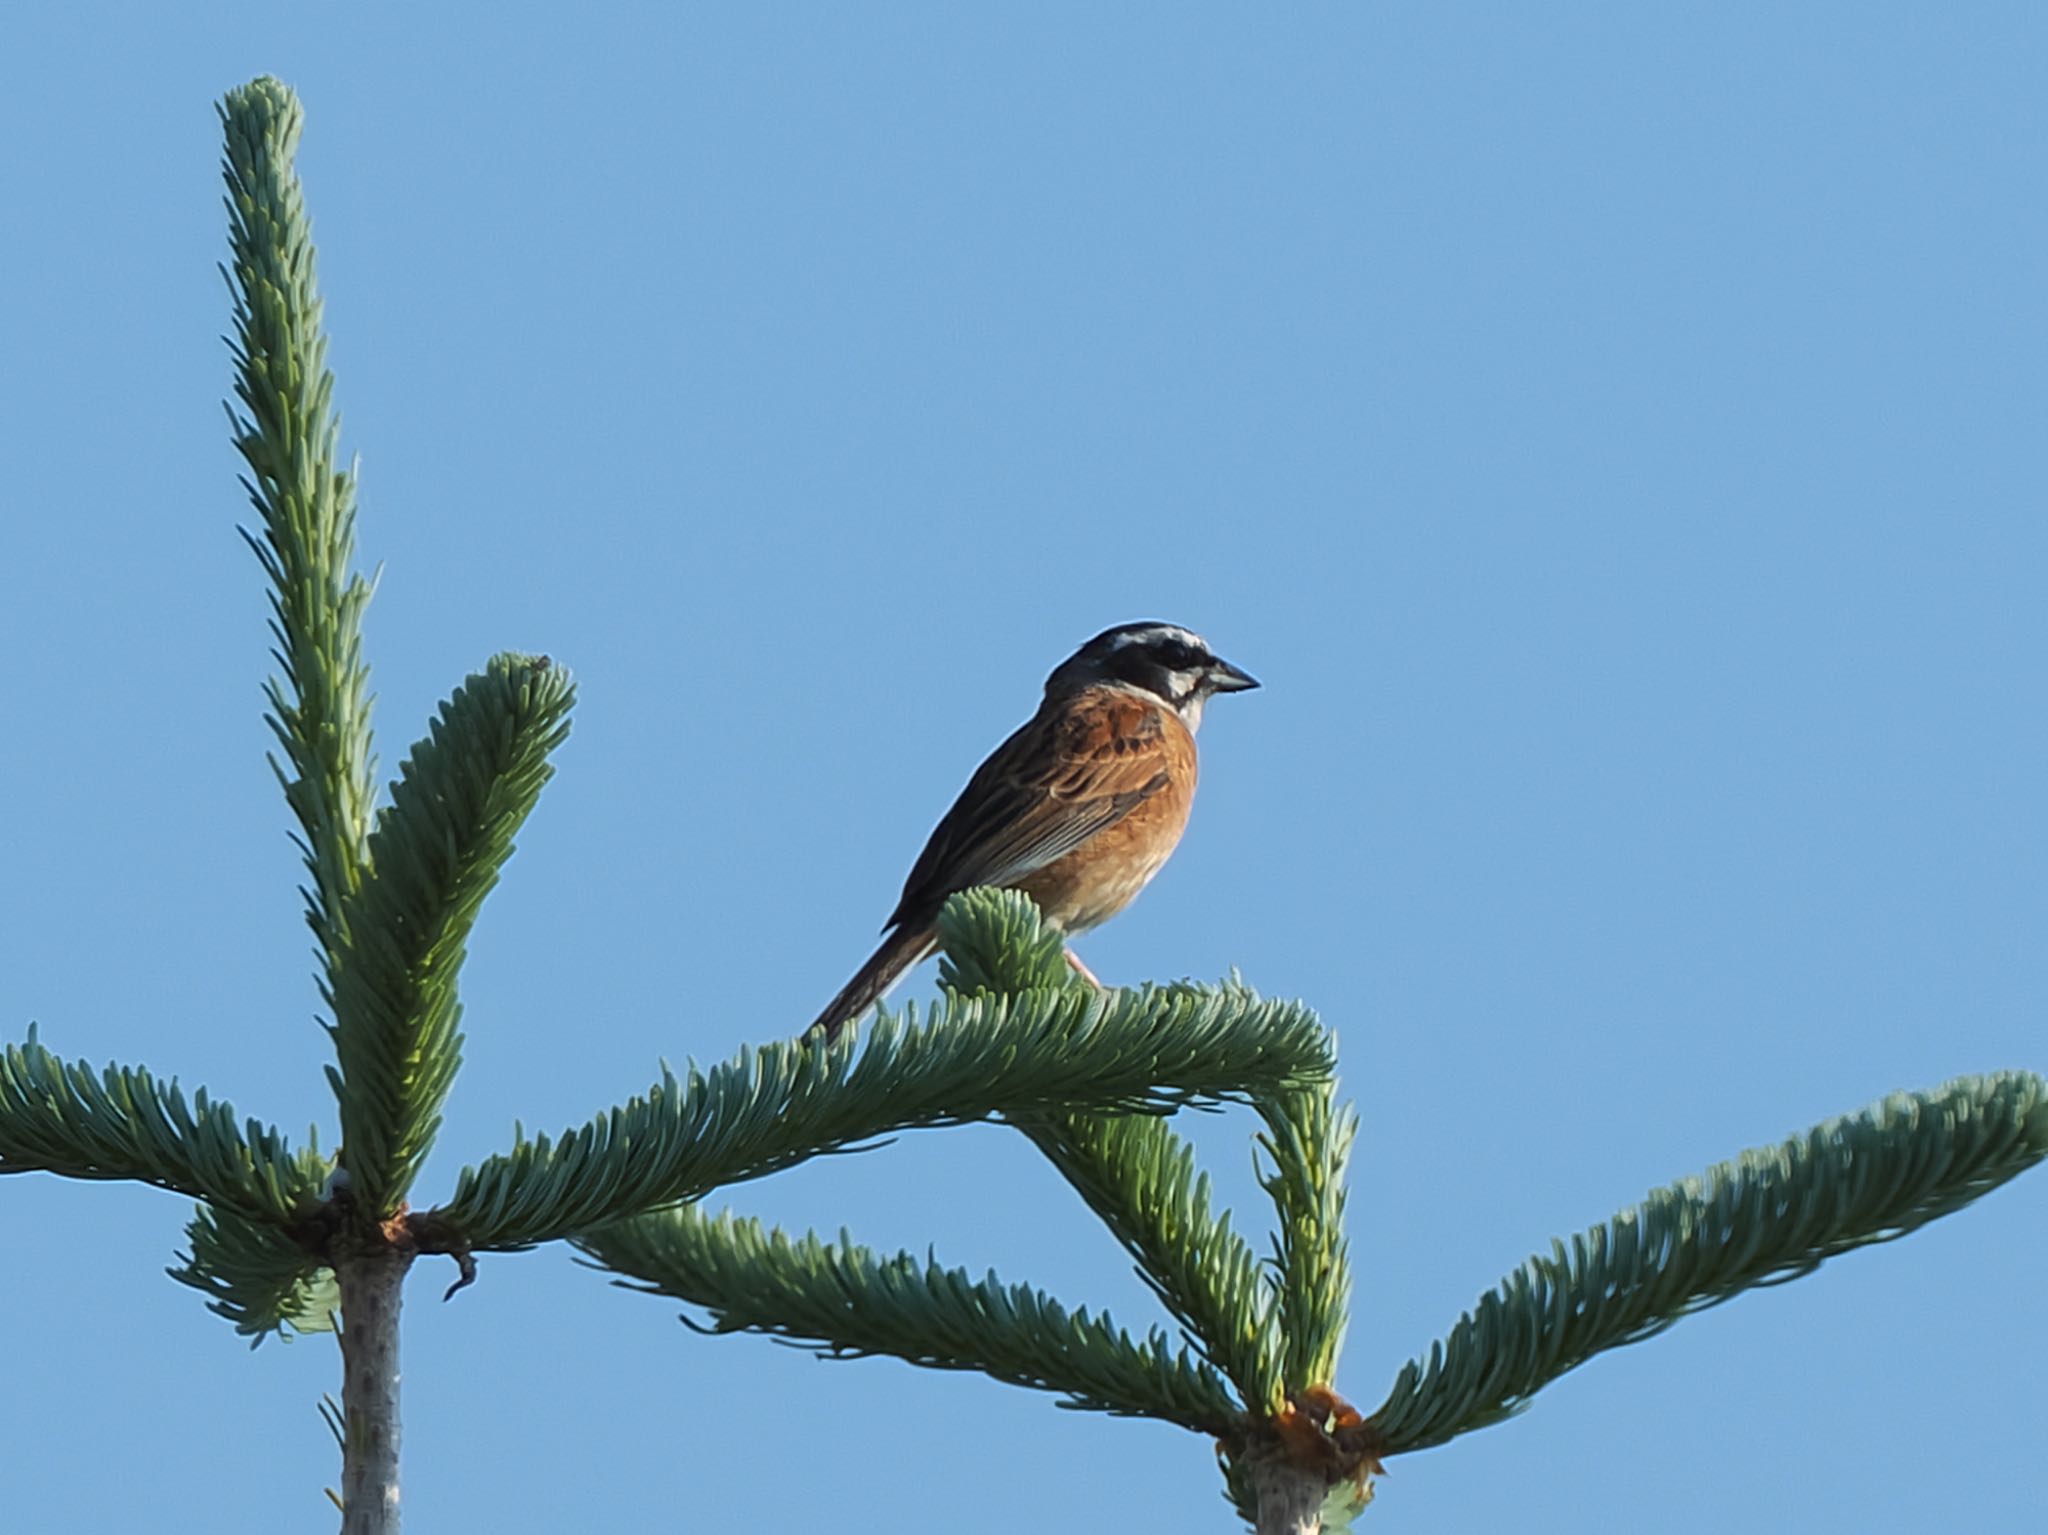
1063, 947, 1105, 988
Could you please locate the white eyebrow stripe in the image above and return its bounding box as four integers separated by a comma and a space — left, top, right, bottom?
1107, 625, 1203, 652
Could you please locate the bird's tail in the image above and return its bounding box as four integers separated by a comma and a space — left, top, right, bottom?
806, 925, 938, 1043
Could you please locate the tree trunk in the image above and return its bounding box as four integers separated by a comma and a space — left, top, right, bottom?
1251, 1459, 1328, 1535
338, 1250, 410, 1534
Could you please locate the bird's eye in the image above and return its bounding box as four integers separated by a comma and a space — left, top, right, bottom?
1157, 640, 1206, 671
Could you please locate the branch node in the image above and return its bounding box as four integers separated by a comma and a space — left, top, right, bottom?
403, 1209, 478, 1300
441, 1250, 480, 1302
1270, 1385, 1385, 1480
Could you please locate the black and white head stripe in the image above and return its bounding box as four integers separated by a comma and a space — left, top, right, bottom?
1053, 622, 1259, 724
1092, 621, 1210, 668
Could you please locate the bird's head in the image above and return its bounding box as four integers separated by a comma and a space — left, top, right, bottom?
1048, 621, 1260, 730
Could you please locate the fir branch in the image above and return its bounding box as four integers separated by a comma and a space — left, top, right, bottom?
1367, 1070, 2048, 1455
329, 654, 575, 1215
933, 886, 1075, 994
0, 1027, 323, 1223
1256, 1083, 1355, 1392
939, 889, 1297, 1414
438, 969, 1331, 1251
579, 1205, 1246, 1432
171, 1197, 340, 1343
221, 77, 376, 963
1022, 1114, 1284, 1415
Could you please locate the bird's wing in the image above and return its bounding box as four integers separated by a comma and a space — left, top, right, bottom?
887, 688, 1180, 926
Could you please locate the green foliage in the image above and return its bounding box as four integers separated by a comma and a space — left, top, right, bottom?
222, 77, 376, 965
934, 885, 1074, 992
0, 1027, 324, 1223
576, 890, 1354, 1440
1024, 1020, 1357, 1421
172, 1197, 340, 1343
0, 76, 370, 1351
1024, 1112, 1283, 1414
1, 80, 575, 1350
16, 82, 2040, 1535
223, 82, 577, 1220
328, 654, 575, 1215
583, 1206, 1246, 1432
945, 889, 1354, 1417
1256, 1083, 1355, 1390
440, 955, 1333, 1251
944, 892, 1286, 1411
1366, 1070, 2048, 1454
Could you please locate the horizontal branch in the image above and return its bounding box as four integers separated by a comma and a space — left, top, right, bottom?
579, 1205, 1246, 1432
438, 974, 1332, 1252
1367, 1070, 2048, 1454
0, 1027, 325, 1224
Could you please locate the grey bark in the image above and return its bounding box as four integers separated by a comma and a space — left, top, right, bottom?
338, 1251, 410, 1535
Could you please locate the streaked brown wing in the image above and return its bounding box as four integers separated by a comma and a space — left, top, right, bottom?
886, 689, 1177, 927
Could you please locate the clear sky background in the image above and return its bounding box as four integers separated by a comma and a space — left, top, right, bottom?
2, 7, 2041, 1532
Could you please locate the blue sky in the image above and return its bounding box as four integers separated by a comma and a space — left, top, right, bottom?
2, 7, 2041, 1531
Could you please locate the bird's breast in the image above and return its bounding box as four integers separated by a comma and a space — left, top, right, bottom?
1018, 716, 1198, 934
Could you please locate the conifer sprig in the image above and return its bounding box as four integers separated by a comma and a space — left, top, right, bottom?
1365, 1070, 2048, 1454
586, 1205, 1247, 1431
442, 919, 1334, 1252
328, 655, 575, 1214
1256, 1083, 1355, 1392
171, 1198, 341, 1341
1023, 1113, 1284, 1412
222, 77, 376, 967
0, 1027, 322, 1222
576, 890, 1347, 1435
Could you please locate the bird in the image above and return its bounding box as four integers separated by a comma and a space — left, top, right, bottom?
806, 621, 1259, 1041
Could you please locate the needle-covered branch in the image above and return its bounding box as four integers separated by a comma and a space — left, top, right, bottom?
931, 886, 1075, 996
171, 1199, 340, 1342
1255, 1084, 1355, 1392
1023, 1113, 1283, 1414
222, 77, 376, 961
580, 1206, 1247, 1432
940, 889, 1340, 1419
0, 1027, 325, 1223
1366, 1070, 2048, 1455
573, 889, 1339, 1443
439, 966, 1331, 1251
328, 654, 575, 1215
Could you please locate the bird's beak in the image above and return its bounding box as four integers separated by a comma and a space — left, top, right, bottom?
1208, 658, 1261, 693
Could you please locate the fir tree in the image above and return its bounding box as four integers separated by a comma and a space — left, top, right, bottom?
3, 79, 2041, 1535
